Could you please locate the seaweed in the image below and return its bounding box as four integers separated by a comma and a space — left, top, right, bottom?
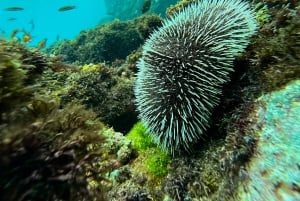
0, 38, 117, 201
250, 4, 300, 91
0, 101, 108, 201
126, 122, 170, 179
61, 64, 136, 133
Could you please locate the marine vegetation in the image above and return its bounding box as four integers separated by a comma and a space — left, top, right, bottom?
135, 0, 257, 155
249, 3, 300, 91
48, 14, 162, 64
126, 121, 170, 178
0, 39, 50, 121
1, 0, 299, 200
126, 121, 155, 150
0, 39, 115, 201
0, 103, 108, 201
254, 2, 271, 27
61, 64, 137, 133
105, 121, 170, 200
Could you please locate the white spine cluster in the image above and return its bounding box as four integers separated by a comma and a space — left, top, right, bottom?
135, 0, 257, 155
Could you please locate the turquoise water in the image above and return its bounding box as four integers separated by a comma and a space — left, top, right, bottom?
0, 0, 107, 47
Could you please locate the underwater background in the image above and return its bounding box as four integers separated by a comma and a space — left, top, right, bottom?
0, 0, 299, 200
0, 0, 107, 47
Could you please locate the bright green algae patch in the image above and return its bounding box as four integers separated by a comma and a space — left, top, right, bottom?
145, 149, 170, 177
127, 121, 156, 150
126, 121, 170, 178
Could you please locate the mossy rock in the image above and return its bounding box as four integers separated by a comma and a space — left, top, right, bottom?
48, 15, 162, 64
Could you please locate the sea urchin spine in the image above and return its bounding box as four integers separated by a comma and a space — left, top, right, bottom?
135, 0, 257, 154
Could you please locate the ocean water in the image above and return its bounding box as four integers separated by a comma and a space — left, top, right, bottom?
0, 0, 107, 47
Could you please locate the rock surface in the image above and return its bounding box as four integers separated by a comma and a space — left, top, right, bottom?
104, 0, 178, 21
238, 80, 300, 201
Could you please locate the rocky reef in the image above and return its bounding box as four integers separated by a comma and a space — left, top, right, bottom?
1, 0, 299, 200
60, 63, 137, 133
48, 15, 162, 64
104, 0, 178, 21
0, 39, 107, 201
237, 80, 300, 201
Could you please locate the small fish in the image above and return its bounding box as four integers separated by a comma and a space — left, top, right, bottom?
29, 19, 35, 31
23, 31, 32, 43
11, 29, 19, 39
58, 5, 76, 12
4, 7, 24, 11
142, 0, 151, 14
37, 39, 47, 49
7, 18, 17, 21
56, 35, 60, 41
0, 30, 5, 37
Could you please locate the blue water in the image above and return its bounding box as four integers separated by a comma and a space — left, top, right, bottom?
0, 0, 107, 47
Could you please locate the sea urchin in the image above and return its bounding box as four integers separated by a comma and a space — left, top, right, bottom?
134, 0, 257, 154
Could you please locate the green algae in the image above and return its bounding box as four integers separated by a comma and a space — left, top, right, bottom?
126, 121, 156, 150
255, 2, 271, 27
126, 121, 170, 178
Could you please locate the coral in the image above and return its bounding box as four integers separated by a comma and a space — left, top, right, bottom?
135, 0, 257, 154
237, 80, 300, 200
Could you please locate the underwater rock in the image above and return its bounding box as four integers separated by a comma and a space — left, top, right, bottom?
237, 80, 300, 201
48, 15, 162, 64
104, 0, 178, 21
117, 140, 134, 165
251, 4, 300, 92
0, 101, 108, 201
61, 64, 137, 133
